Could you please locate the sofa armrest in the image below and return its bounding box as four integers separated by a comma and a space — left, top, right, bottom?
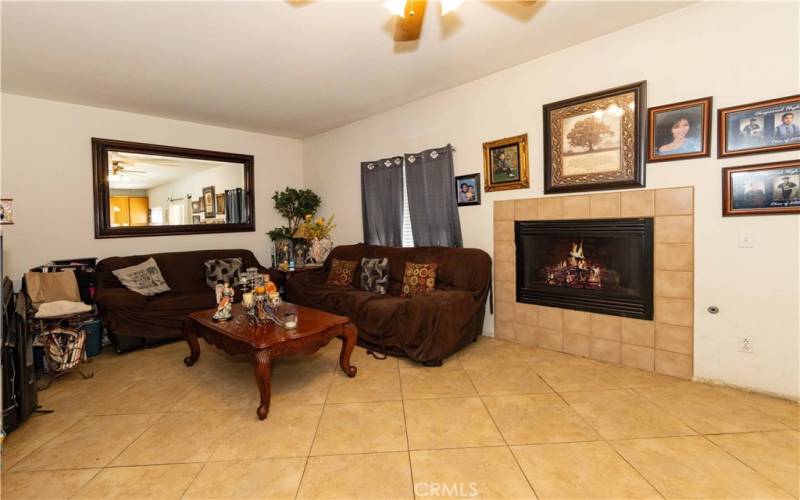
95, 287, 148, 310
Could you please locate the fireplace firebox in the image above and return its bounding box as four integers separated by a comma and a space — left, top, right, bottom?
515, 218, 653, 320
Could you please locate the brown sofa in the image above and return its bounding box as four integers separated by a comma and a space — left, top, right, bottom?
96, 249, 280, 353
286, 243, 492, 365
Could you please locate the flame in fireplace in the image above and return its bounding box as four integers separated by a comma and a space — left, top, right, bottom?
544, 240, 603, 289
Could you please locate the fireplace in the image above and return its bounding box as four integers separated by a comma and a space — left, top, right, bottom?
515, 218, 653, 320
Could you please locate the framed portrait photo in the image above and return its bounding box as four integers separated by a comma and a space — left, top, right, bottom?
482, 134, 529, 192
723, 160, 800, 216
648, 97, 712, 162
455, 173, 481, 206
202, 186, 216, 218
544, 81, 646, 194
719, 95, 800, 158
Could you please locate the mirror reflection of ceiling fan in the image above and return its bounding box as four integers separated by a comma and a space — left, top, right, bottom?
383, 0, 536, 42
108, 153, 188, 178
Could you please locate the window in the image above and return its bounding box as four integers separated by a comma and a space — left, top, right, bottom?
401, 165, 414, 247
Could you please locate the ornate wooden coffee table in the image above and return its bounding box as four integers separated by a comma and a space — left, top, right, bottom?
183, 303, 357, 420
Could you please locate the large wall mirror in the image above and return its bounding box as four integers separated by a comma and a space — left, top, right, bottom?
92, 138, 255, 238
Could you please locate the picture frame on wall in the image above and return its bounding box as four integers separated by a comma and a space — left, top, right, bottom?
722, 159, 800, 216
648, 97, 712, 162
482, 134, 529, 192
202, 186, 216, 218
455, 173, 481, 206
0, 199, 14, 225
191, 200, 202, 214
216, 193, 226, 215
718, 95, 800, 158
543, 81, 646, 194
192, 214, 201, 224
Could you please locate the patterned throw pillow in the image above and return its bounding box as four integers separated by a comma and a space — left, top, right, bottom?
401, 262, 438, 297
112, 257, 171, 296
360, 257, 389, 295
325, 259, 359, 288
204, 258, 244, 288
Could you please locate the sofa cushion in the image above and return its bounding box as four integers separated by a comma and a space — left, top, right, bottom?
401, 262, 438, 297
145, 291, 216, 312
325, 258, 359, 287
204, 257, 243, 288
112, 257, 171, 296
360, 257, 389, 295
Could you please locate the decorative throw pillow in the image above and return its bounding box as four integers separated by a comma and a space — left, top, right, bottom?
112, 257, 171, 296
204, 257, 243, 288
360, 257, 389, 295
325, 258, 359, 288
401, 262, 438, 297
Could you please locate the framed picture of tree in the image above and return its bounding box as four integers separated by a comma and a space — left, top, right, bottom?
543, 81, 647, 194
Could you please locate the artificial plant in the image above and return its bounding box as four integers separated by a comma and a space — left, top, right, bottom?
266, 187, 322, 240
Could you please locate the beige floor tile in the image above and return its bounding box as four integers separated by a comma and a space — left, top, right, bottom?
531, 358, 628, 392
310, 401, 407, 455
210, 404, 323, 461
348, 345, 400, 371
398, 355, 463, 371
637, 385, 788, 434
297, 452, 413, 499
12, 414, 161, 472
732, 390, 800, 429
464, 364, 553, 396
562, 389, 695, 440
457, 338, 530, 371
410, 446, 535, 499
96, 377, 201, 415
612, 436, 792, 499
171, 376, 255, 412
514, 345, 580, 364
271, 342, 340, 376
483, 394, 600, 445
400, 367, 477, 399
37, 377, 134, 416
0, 468, 100, 499
0, 410, 86, 470
404, 397, 503, 450
183, 458, 306, 499
707, 431, 799, 497
327, 367, 402, 403
513, 441, 660, 499
270, 368, 334, 406
111, 410, 242, 466
73, 463, 203, 499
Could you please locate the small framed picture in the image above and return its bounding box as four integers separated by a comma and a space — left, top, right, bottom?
192, 214, 201, 224
216, 193, 226, 215
719, 95, 800, 158
723, 160, 800, 216
648, 97, 712, 162
191, 200, 202, 214
543, 81, 646, 194
202, 186, 216, 218
0, 199, 14, 225
455, 173, 481, 206
483, 134, 529, 192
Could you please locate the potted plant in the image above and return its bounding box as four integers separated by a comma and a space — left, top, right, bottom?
267, 188, 321, 269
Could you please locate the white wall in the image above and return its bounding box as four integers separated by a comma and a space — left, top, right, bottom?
0, 94, 303, 281
147, 164, 245, 223
303, 2, 800, 399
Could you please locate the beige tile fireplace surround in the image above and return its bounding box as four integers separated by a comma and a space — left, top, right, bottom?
493, 187, 694, 379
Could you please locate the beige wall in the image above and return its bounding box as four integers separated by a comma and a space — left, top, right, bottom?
494, 187, 695, 379
303, 2, 800, 398
0, 94, 303, 282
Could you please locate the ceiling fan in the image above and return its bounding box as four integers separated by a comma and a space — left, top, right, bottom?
383, 0, 536, 42
109, 160, 146, 178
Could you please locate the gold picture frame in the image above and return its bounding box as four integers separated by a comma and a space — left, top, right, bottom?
482, 134, 530, 192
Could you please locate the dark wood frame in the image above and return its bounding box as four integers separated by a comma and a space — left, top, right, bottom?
722, 159, 800, 216
202, 186, 216, 218
647, 96, 712, 163
92, 138, 255, 238
0, 198, 14, 225
455, 173, 481, 206
543, 81, 647, 194
718, 94, 800, 158
482, 134, 530, 192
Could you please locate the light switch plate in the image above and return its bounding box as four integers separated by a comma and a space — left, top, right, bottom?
738, 230, 755, 248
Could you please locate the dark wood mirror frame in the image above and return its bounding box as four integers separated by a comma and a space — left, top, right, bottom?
92, 138, 255, 239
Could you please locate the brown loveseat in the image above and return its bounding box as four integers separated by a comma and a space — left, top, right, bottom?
286, 243, 492, 365
96, 249, 280, 353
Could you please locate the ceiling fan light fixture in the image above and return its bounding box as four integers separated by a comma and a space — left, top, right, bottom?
440, 0, 463, 15
382, 0, 407, 17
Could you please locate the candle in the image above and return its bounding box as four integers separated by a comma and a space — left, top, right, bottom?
242, 292, 254, 308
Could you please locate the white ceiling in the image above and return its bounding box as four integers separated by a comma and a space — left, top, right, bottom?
108, 152, 234, 190
1, 1, 690, 139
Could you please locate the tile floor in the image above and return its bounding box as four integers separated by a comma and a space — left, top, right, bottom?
1, 336, 798, 499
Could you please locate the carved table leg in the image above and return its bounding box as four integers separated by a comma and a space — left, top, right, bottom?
254, 349, 272, 420
337, 323, 358, 377
183, 323, 201, 367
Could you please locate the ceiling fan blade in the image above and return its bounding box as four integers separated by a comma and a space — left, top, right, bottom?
394, 0, 427, 42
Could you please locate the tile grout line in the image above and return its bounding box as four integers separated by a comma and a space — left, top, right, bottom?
397, 358, 416, 500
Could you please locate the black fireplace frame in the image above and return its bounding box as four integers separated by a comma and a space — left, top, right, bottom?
515, 217, 654, 320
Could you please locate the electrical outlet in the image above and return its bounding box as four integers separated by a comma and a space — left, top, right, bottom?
738, 337, 754, 354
